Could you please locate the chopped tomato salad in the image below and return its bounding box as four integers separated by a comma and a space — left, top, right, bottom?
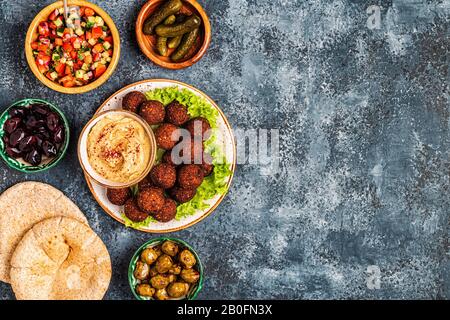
32, 7, 113, 87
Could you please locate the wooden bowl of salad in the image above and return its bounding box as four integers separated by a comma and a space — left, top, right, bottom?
25, 0, 120, 94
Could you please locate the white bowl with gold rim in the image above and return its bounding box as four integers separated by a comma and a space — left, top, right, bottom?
78, 110, 157, 189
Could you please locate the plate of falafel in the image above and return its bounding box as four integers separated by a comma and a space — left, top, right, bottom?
84, 79, 235, 233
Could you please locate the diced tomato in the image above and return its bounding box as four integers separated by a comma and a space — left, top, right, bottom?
91, 27, 103, 39
85, 31, 92, 40
73, 63, 80, 71
84, 54, 93, 64
38, 64, 49, 73
38, 44, 49, 52
48, 9, 59, 21
62, 43, 73, 52
37, 53, 51, 65
54, 62, 65, 75
85, 7, 95, 17
93, 52, 101, 62
92, 43, 104, 54
49, 22, 57, 30
60, 75, 76, 87
65, 66, 72, 75
107, 49, 113, 56
46, 72, 54, 80
94, 64, 107, 78
31, 42, 39, 50
55, 38, 63, 46
104, 36, 113, 44
79, 7, 86, 16
38, 22, 50, 36
70, 51, 77, 60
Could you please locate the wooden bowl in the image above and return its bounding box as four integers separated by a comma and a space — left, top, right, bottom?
136, 0, 211, 69
25, 0, 120, 94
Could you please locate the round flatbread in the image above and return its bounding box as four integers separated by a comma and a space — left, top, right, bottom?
0, 182, 88, 283
10, 217, 111, 300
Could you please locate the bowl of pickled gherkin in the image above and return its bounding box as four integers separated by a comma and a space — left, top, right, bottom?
128, 237, 204, 300
136, 0, 211, 69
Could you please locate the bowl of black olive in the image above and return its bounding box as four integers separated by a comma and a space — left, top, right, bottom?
128, 237, 203, 300
0, 98, 69, 172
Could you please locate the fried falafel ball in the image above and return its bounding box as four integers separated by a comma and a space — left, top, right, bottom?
124, 198, 149, 222
138, 175, 154, 191
106, 187, 131, 206
177, 164, 204, 189
122, 91, 146, 113
137, 187, 165, 213
200, 153, 214, 176
185, 117, 211, 141
153, 198, 177, 222
168, 187, 197, 203
165, 101, 190, 126
155, 123, 180, 150
139, 100, 165, 125
178, 139, 204, 165
150, 163, 176, 189
162, 150, 177, 166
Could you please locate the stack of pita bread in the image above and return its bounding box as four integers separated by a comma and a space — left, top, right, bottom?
0, 182, 111, 300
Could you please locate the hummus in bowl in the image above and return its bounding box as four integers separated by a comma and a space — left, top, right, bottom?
79, 110, 156, 188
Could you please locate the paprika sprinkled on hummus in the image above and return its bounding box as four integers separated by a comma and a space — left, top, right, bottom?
87, 114, 151, 183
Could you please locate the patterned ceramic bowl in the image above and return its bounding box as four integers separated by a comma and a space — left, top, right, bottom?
0, 98, 70, 173
128, 237, 204, 300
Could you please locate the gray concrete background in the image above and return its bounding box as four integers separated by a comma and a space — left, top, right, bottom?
0, 0, 449, 299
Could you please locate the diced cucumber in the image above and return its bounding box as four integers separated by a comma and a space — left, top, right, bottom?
83, 74, 90, 81
95, 16, 104, 26
87, 16, 95, 23
81, 63, 90, 71
52, 53, 60, 61
103, 41, 111, 50
88, 38, 97, 46
60, 57, 67, 64
66, 60, 74, 67
102, 51, 109, 59
54, 18, 63, 27
50, 72, 58, 80
106, 57, 112, 62
75, 28, 84, 36
75, 70, 85, 79
57, 31, 64, 37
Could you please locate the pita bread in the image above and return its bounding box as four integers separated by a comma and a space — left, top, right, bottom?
10, 217, 111, 300
0, 182, 88, 283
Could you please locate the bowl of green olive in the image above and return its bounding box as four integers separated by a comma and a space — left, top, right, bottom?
128, 237, 204, 300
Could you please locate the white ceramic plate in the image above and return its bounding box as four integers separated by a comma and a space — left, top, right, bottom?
84, 79, 236, 233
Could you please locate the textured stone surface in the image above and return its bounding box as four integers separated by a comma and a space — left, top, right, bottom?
0, 0, 449, 300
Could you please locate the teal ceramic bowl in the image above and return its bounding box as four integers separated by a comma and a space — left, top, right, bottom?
128, 237, 204, 300
0, 98, 70, 173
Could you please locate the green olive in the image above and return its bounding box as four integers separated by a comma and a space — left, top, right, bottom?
168, 263, 181, 275
161, 240, 180, 257
155, 254, 173, 273
154, 288, 170, 300
134, 261, 150, 280
179, 249, 196, 269
168, 274, 177, 283
141, 248, 159, 265
149, 266, 159, 277
150, 274, 170, 289
167, 282, 189, 298
180, 268, 200, 283
135, 284, 155, 297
